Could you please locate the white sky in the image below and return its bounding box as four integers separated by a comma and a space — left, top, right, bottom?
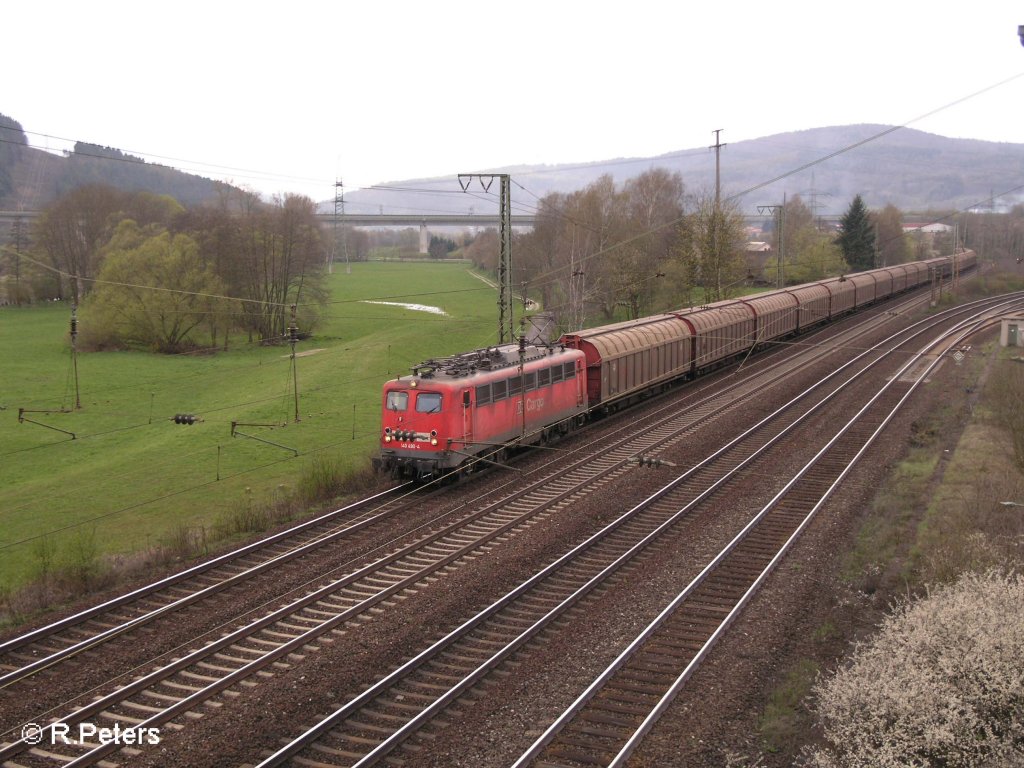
5, 1, 1023, 202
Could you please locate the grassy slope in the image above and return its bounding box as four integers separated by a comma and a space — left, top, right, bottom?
0, 262, 500, 588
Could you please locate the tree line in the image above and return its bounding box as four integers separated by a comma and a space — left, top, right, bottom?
6, 174, 1020, 350
463, 171, 964, 334
493, 170, 751, 330
11, 184, 330, 352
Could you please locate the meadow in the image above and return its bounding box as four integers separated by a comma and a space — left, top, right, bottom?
0, 262, 501, 590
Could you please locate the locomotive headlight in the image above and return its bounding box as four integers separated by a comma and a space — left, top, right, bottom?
430, 437, 438, 446
384, 434, 392, 443
430, 429, 438, 446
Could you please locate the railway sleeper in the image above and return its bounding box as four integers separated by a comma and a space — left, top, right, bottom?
157, 679, 203, 694
599, 687, 662, 707
617, 668, 670, 686
575, 720, 634, 740
419, 666, 468, 684
651, 631, 704, 648
386, 689, 438, 706
140, 689, 189, 704
99, 709, 146, 726
438, 649, 491, 666
29, 746, 93, 763
118, 699, 164, 715
607, 678, 669, 696
357, 707, 411, 726
588, 698, 651, 717
622, 659, 680, 677
212, 650, 258, 664
305, 741, 366, 760
549, 742, 619, 763
325, 728, 386, 746
369, 698, 424, 716
402, 679, 460, 694
643, 643, 696, 661
179, 669, 221, 684
339, 727, 397, 747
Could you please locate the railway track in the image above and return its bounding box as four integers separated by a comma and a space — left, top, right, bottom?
0, 289, 927, 701
242, 295, 1020, 768
512, 306, 1014, 768
0, 290, 991, 767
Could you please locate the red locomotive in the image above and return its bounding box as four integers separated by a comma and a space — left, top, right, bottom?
376, 251, 976, 480
375, 342, 587, 479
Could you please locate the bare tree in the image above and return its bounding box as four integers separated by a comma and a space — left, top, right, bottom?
243, 195, 326, 341
674, 192, 746, 304
182, 190, 326, 342
33, 185, 124, 303
873, 204, 911, 266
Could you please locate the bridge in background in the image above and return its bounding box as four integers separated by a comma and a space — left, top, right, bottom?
315, 213, 537, 253
0, 211, 537, 253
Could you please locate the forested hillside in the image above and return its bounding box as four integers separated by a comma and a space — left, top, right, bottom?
0, 114, 228, 210
6, 111, 1024, 219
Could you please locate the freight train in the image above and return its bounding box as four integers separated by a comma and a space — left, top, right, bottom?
375, 251, 976, 480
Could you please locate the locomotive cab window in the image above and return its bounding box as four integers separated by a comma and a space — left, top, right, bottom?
386, 391, 409, 411
415, 392, 443, 413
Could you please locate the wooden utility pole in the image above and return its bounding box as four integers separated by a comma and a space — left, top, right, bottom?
70, 304, 81, 409
710, 129, 726, 205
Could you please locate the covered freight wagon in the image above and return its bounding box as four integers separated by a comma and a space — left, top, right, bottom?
738, 290, 798, 344
561, 315, 693, 408
785, 282, 831, 331
673, 301, 757, 372
820, 276, 857, 316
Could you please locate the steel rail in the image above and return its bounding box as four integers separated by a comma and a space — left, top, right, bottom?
0, 290, 990, 767
0, 285, 933, 677
252, 294, 1019, 768
513, 305, 1015, 768
0, 484, 411, 658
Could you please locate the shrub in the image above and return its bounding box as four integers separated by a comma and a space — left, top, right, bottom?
805, 570, 1024, 767
297, 453, 346, 504
54, 527, 106, 592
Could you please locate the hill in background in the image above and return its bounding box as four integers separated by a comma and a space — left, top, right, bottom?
0, 113, 229, 210
343, 125, 1024, 218
4, 112, 1024, 218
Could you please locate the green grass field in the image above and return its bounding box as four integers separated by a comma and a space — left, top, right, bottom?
0, 262, 502, 589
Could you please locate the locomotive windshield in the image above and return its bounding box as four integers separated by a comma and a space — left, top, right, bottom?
386, 391, 409, 411
415, 392, 443, 413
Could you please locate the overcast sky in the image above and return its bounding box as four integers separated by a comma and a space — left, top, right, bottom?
5, 1, 1023, 203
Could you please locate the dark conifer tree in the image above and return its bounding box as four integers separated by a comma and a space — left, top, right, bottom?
837, 194, 876, 272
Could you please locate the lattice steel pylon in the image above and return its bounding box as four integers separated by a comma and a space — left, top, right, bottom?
459, 173, 513, 344
333, 179, 349, 274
